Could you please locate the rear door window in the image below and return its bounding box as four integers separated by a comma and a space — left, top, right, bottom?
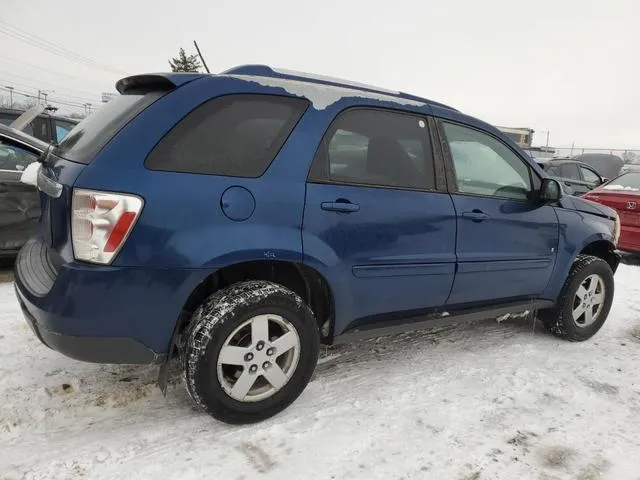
308, 108, 435, 190
146, 95, 308, 177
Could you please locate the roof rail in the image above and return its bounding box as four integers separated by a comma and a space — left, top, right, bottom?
223, 64, 458, 111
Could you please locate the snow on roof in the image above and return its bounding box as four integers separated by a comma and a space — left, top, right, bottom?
229, 74, 427, 111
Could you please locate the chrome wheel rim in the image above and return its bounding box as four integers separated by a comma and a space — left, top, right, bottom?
572, 274, 606, 327
217, 314, 300, 403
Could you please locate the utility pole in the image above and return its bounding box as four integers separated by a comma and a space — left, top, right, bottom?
545, 131, 550, 149
193, 40, 210, 73
38, 89, 53, 105
5, 86, 13, 108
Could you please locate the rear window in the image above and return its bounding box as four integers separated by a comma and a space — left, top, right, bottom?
55, 92, 165, 164
145, 94, 308, 178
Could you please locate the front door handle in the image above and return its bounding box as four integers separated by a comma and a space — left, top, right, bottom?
321, 201, 360, 213
461, 209, 489, 222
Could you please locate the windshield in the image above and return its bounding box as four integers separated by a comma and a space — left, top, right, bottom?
602, 172, 640, 191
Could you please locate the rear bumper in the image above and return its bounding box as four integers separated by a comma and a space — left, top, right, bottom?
16, 286, 161, 363
14, 237, 210, 364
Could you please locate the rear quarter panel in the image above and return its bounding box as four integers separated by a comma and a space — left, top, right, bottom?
75, 76, 315, 271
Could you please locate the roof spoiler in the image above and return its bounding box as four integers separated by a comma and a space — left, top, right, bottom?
9, 104, 46, 131
115, 72, 206, 95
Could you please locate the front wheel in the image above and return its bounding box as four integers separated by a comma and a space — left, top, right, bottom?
539, 255, 615, 341
182, 281, 320, 424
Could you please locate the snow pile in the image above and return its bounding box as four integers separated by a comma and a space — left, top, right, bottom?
1, 264, 640, 479
603, 184, 640, 191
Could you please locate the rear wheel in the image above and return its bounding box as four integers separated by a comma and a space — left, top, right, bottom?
182, 281, 319, 424
539, 255, 614, 341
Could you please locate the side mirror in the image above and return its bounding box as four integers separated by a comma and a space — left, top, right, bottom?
600, 177, 608, 184
539, 178, 562, 202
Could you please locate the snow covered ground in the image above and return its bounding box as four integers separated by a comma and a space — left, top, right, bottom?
1, 264, 640, 480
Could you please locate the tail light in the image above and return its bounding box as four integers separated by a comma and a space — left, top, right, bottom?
71, 188, 143, 264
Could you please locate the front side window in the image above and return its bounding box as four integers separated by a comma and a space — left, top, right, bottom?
309, 108, 435, 190
0, 142, 38, 171
146, 94, 308, 177
443, 122, 533, 200
580, 166, 600, 183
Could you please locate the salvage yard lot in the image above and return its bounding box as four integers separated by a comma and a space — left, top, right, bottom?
1, 264, 640, 480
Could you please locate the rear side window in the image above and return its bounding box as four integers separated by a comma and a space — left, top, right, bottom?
53, 119, 77, 142
308, 108, 435, 190
55, 92, 165, 164
146, 95, 308, 177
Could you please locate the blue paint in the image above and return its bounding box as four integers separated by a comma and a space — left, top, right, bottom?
220, 186, 256, 221
15, 68, 618, 360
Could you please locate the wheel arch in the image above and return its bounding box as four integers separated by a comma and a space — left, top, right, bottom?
542, 232, 619, 301
171, 259, 335, 356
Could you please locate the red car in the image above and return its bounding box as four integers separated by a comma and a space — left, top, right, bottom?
583, 172, 640, 255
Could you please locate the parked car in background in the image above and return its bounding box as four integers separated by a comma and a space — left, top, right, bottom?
0, 107, 78, 144
573, 153, 624, 180
583, 172, 640, 256
537, 158, 606, 195
620, 163, 640, 175
0, 124, 45, 258
15, 66, 620, 424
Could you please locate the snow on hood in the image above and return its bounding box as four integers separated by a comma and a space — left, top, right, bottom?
603, 184, 640, 192
230, 75, 427, 110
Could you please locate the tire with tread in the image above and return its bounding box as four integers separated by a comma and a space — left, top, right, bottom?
182, 280, 319, 424
539, 254, 614, 341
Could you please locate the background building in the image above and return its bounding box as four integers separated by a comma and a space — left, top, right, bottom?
496, 126, 535, 147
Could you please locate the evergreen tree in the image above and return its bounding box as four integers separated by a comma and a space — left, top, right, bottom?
169, 48, 202, 72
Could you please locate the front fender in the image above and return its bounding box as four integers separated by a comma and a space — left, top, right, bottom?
541, 208, 616, 300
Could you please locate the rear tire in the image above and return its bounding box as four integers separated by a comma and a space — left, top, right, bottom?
539, 255, 614, 341
182, 281, 319, 424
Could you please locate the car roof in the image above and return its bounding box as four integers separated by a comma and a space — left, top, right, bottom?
117, 66, 460, 113
0, 123, 48, 151
539, 158, 595, 168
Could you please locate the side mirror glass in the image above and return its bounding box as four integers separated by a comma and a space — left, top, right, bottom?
540, 178, 562, 202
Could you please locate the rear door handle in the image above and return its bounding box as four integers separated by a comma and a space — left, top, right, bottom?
461, 210, 489, 222
321, 201, 360, 213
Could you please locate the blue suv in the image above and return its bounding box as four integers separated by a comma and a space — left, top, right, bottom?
15, 66, 620, 424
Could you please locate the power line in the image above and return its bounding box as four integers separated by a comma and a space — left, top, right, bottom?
0, 73, 102, 103
0, 53, 97, 82
0, 86, 91, 111
0, 19, 128, 76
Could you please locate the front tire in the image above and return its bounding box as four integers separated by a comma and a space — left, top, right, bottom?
539, 255, 615, 341
182, 281, 319, 424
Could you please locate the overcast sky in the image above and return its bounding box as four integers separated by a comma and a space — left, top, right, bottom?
2, 0, 638, 148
